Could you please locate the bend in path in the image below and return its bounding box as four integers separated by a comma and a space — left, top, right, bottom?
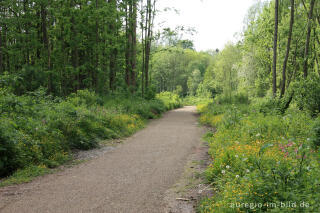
0, 106, 205, 213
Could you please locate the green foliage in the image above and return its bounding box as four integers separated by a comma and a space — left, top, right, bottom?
156, 92, 182, 110
144, 85, 157, 100
182, 96, 212, 106
294, 75, 320, 116
311, 117, 320, 148
151, 47, 213, 95
0, 90, 176, 178
0, 119, 20, 177
201, 43, 241, 101
198, 101, 320, 212
215, 93, 250, 105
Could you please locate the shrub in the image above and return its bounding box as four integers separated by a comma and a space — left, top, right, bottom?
156, 92, 181, 110
294, 75, 320, 116
312, 116, 320, 148
0, 89, 172, 178
0, 119, 20, 177
197, 101, 320, 212
183, 96, 212, 106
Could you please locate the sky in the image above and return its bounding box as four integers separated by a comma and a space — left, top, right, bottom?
155, 0, 256, 51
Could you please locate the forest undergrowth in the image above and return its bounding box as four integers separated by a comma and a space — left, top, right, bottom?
196, 95, 320, 212
0, 89, 181, 186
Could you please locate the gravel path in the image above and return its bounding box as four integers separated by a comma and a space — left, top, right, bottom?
0, 106, 205, 213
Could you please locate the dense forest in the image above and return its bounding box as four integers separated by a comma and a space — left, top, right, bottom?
0, 0, 159, 96
1, 0, 320, 212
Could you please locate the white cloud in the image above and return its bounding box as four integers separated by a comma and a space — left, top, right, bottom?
155, 0, 255, 51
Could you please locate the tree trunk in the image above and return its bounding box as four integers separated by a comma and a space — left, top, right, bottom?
125, 2, 131, 87
71, 14, 79, 91
4, 25, 9, 73
144, 0, 153, 91
287, 40, 298, 89
272, 0, 279, 97
280, 0, 294, 98
130, 0, 137, 89
303, 0, 315, 78
41, 3, 52, 93
141, 0, 146, 96
36, 9, 41, 61
0, 26, 3, 73
23, 0, 30, 65
108, 0, 117, 91
94, 0, 99, 90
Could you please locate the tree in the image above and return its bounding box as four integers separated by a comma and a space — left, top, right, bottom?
303, 0, 315, 78
272, 0, 279, 97
280, 0, 294, 98
140, 0, 156, 96
108, 0, 118, 92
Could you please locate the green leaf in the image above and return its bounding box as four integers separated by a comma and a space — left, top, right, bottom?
259, 143, 273, 156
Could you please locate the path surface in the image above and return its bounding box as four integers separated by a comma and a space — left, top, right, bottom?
0, 106, 205, 213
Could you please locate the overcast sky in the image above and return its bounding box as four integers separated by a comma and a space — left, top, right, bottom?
155, 0, 256, 51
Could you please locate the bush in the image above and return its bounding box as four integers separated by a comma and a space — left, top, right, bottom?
214, 93, 250, 105
312, 116, 320, 148
0, 120, 20, 177
183, 96, 212, 106
294, 75, 320, 116
0, 89, 172, 178
197, 102, 320, 212
156, 92, 181, 110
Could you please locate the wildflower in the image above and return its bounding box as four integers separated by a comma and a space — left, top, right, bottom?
226, 165, 230, 169
246, 169, 250, 173
256, 133, 261, 137
221, 170, 226, 174
236, 175, 239, 178
235, 155, 239, 158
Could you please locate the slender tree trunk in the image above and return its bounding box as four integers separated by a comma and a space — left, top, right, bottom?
0, 5, 3, 73
71, 15, 79, 91
287, 40, 299, 89
314, 28, 320, 75
41, 3, 52, 93
0, 27, 3, 73
130, 0, 137, 89
108, 0, 117, 91
23, 0, 30, 65
4, 25, 9, 73
144, 0, 153, 91
125, 2, 131, 87
303, 0, 315, 78
272, 0, 279, 97
94, 0, 99, 90
280, 0, 294, 98
36, 10, 41, 61
141, 0, 145, 96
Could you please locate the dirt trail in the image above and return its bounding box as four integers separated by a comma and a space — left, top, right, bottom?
0, 106, 206, 213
